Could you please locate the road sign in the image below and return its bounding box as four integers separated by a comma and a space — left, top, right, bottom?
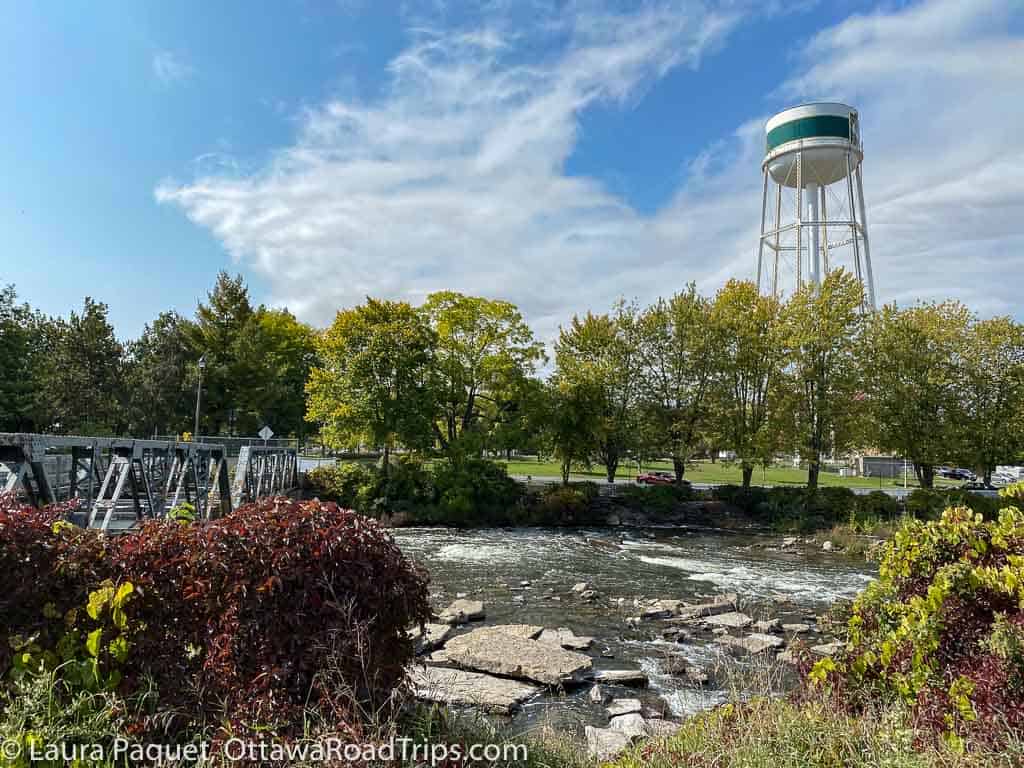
258, 425, 274, 442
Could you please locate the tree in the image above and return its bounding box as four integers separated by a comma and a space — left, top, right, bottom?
958, 316, 1024, 484
780, 270, 866, 489
708, 280, 787, 489
0, 285, 45, 431
188, 271, 254, 434
637, 285, 718, 483
554, 302, 643, 482
232, 308, 318, 439
306, 299, 436, 480
860, 301, 971, 488
38, 297, 127, 434
538, 379, 603, 485
420, 291, 545, 457
124, 311, 196, 436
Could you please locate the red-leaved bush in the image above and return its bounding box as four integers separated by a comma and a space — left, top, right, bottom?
0, 495, 430, 736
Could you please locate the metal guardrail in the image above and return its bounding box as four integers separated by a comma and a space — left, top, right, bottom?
0, 433, 298, 533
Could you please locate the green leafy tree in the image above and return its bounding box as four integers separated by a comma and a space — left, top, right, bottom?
554, 302, 643, 482
637, 285, 719, 483
780, 270, 866, 489
708, 280, 787, 489
0, 285, 46, 431
420, 291, 545, 457
538, 379, 603, 485
860, 301, 971, 488
306, 299, 436, 480
38, 297, 127, 434
124, 311, 196, 436
958, 316, 1024, 484
233, 308, 318, 438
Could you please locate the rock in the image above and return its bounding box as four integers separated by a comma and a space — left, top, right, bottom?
549, 596, 561, 602
712, 627, 728, 636
520, 580, 532, 587
822, 541, 834, 552
585, 725, 631, 761
609, 713, 647, 740
641, 599, 684, 620
781, 537, 798, 548
783, 623, 811, 634
589, 684, 607, 705
490, 624, 545, 640
426, 648, 450, 664
661, 656, 688, 677
408, 666, 540, 714
443, 626, 592, 685
704, 611, 753, 629
685, 666, 709, 685
716, 632, 786, 655
437, 599, 485, 625
754, 618, 781, 633
811, 641, 845, 657
626, 616, 641, 629
579, 589, 599, 601
673, 593, 738, 621
571, 582, 590, 593
588, 669, 649, 687
411, 623, 454, 654
539, 627, 595, 650
606, 698, 643, 717
512, 595, 524, 603
601, 648, 616, 659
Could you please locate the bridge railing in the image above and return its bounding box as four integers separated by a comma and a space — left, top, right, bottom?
0, 433, 298, 533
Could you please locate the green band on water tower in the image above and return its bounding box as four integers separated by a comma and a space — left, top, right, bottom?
766, 115, 851, 152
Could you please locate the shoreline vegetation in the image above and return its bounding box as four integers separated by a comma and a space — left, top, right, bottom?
3, 487, 1023, 766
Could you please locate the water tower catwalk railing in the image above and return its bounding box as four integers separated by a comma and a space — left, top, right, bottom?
0, 433, 299, 532
756, 103, 876, 310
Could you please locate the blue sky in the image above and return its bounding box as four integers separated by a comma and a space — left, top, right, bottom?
2, 0, 1022, 342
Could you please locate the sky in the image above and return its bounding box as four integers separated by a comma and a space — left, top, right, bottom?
2, 0, 1022, 344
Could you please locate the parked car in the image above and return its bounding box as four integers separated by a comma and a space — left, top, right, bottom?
961, 481, 999, 497
946, 468, 977, 481
636, 471, 689, 487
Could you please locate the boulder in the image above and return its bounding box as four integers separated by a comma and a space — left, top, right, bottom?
443, 626, 592, 685
673, 593, 738, 621
407, 666, 540, 714
754, 618, 781, 633
489, 624, 544, 640
411, 623, 453, 654
781, 537, 798, 548
437, 599, 485, 625
822, 540, 834, 552
782, 623, 811, 634
579, 589, 599, 601
609, 713, 647, 740
571, 582, 590, 593
811, 641, 845, 657
704, 611, 753, 629
539, 627, 595, 650
606, 698, 642, 717
589, 684, 607, 705
685, 666, 710, 685
642, 599, 683, 620
644, 719, 681, 739
661, 656, 688, 677
585, 726, 631, 761
588, 669, 649, 687
716, 632, 786, 655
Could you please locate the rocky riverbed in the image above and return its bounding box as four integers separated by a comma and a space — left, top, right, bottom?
393, 526, 876, 758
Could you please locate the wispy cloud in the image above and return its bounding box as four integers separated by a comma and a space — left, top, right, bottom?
156, 0, 1024, 344
152, 50, 195, 85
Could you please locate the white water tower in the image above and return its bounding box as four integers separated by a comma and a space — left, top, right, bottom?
756, 103, 876, 309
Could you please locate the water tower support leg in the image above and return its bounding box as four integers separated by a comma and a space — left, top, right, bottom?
855, 165, 877, 310
845, 151, 864, 299
808, 182, 820, 287
795, 155, 802, 289
772, 182, 781, 298
757, 168, 768, 291
820, 186, 829, 274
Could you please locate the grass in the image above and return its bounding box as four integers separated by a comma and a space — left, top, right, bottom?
498, 457, 957, 490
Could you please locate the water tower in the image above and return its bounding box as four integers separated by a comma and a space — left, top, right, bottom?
756, 103, 876, 310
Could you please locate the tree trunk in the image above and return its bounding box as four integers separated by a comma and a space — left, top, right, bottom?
561, 459, 571, 486
605, 457, 618, 484
807, 461, 820, 490
382, 444, 390, 481
983, 466, 992, 486
741, 464, 754, 489
673, 456, 686, 484
914, 462, 934, 488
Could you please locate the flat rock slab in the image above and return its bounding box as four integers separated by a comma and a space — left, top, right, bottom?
412, 623, 453, 654
642, 599, 684, 620
704, 611, 752, 629
443, 626, 592, 685
489, 624, 544, 640
539, 627, 594, 650
438, 599, 485, 624
408, 666, 540, 715
673, 593, 738, 621
782, 623, 812, 634
606, 698, 643, 717
811, 641, 845, 657
585, 725, 632, 761
716, 632, 786, 655
588, 669, 649, 687
609, 713, 647, 740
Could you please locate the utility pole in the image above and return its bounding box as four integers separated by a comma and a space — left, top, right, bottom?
194, 355, 206, 441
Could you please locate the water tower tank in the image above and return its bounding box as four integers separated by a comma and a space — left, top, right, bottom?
764, 103, 861, 187
755, 102, 875, 310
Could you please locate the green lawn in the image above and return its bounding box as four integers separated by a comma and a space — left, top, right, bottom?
498, 457, 957, 489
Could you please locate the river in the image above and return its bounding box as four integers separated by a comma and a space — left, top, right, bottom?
392, 525, 876, 732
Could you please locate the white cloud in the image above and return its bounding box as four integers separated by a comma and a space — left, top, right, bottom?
152, 51, 195, 85
156, 0, 1024, 345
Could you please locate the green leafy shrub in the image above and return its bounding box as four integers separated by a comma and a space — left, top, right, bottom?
905, 488, 1011, 521
429, 458, 523, 526
306, 461, 375, 508
810, 503, 1024, 751
529, 483, 601, 525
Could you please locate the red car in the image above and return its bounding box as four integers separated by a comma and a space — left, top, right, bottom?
636, 471, 676, 485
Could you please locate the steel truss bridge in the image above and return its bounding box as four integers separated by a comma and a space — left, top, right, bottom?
0, 433, 299, 533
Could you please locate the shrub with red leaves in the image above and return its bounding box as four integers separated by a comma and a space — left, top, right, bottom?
1, 496, 431, 737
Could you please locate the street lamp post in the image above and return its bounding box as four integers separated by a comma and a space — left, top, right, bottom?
194, 355, 206, 442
